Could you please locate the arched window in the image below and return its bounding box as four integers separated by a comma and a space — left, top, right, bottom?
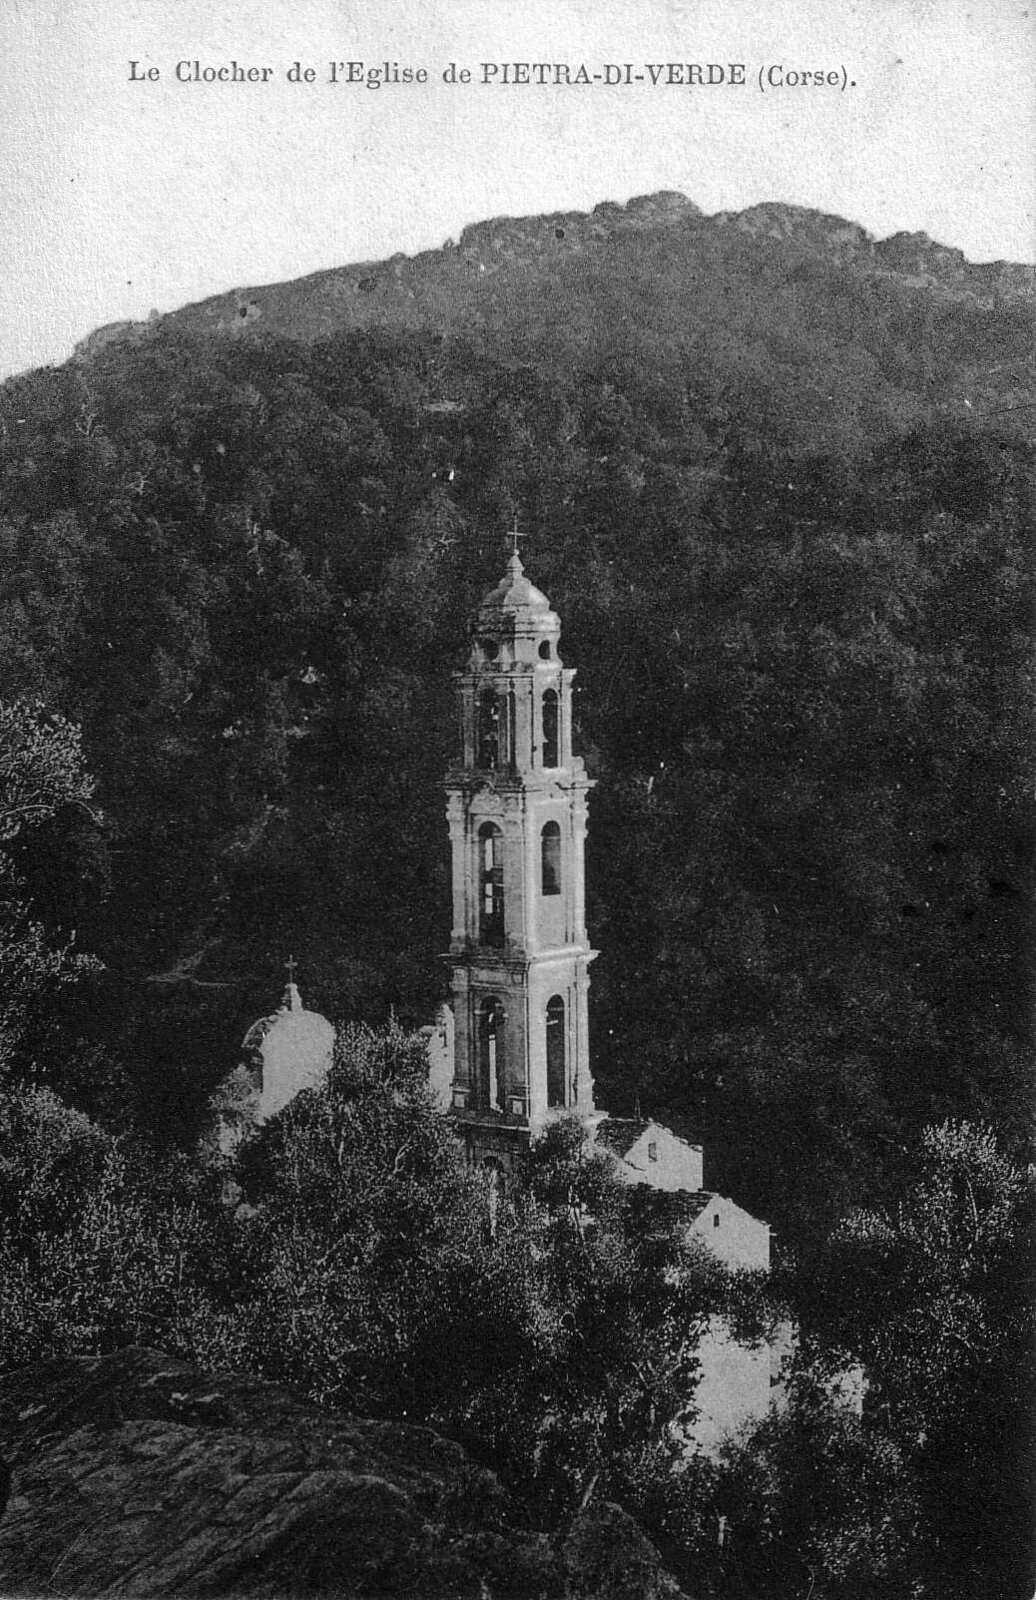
546, 995, 566, 1108
478, 689, 499, 769
478, 997, 505, 1111
479, 823, 504, 946
542, 688, 559, 767
541, 821, 561, 896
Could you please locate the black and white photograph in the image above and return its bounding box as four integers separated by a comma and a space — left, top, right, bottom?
0, 1, 1033, 1595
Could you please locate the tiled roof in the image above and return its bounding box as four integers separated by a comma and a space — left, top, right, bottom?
242, 1016, 274, 1051
661, 1189, 715, 1224
594, 1118, 651, 1158
625, 1184, 716, 1228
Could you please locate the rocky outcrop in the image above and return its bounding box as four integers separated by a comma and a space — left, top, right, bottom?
713, 200, 874, 258
563, 1503, 689, 1600
0, 1347, 690, 1599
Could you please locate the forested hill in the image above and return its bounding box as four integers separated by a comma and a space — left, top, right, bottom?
78, 192, 1033, 429
1, 193, 1033, 1247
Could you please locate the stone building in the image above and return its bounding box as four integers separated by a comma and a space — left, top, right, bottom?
594, 1117, 705, 1193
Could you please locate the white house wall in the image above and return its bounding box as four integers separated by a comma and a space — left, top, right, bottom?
687, 1194, 771, 1271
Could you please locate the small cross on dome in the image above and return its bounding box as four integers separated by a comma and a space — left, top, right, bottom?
282, 954, 303, 1011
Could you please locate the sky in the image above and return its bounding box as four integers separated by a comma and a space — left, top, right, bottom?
1, 0, 1033, 379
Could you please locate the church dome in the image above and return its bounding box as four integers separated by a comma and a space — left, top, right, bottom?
238, 969, 334, 1123
241, 978, 303, 1051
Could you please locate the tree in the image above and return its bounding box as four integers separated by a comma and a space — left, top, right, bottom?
0, 700, 100, 1077
0, 1084, 234, 1374
481, 1118, 739, 1523
214, 1021, 492, 1413
704, 1381, 916, 1600
806, 1121, 1035, 1598
0, 700, 96, 845
211, 1046, 741, 1529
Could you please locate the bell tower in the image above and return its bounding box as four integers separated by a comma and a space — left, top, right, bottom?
446, 538, 597, 1171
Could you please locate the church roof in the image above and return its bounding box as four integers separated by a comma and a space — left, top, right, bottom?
241, 978, 306, 1050
242, 1015, 274, 1052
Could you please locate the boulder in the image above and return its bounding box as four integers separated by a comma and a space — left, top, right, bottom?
0, 1347, 556, 1598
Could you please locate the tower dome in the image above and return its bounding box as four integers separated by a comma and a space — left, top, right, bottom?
478, 551, 555, 620
471, 551, 561, 670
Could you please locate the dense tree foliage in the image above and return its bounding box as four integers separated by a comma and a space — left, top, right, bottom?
0, 699, 100, 1079
0, 1023, 750, 1532
4, 1017, 1023, 1595
214, 1041, 751, 1524
799, 1121, 1035, 1599
626, 1378, 917, 1600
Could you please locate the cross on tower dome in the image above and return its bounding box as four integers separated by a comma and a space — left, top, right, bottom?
507, 515, 526, 562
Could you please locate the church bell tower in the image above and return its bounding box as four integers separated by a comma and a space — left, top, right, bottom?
446, 540, 597, 1170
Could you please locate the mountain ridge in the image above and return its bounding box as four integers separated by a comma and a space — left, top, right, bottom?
75, 190, 1034, 359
